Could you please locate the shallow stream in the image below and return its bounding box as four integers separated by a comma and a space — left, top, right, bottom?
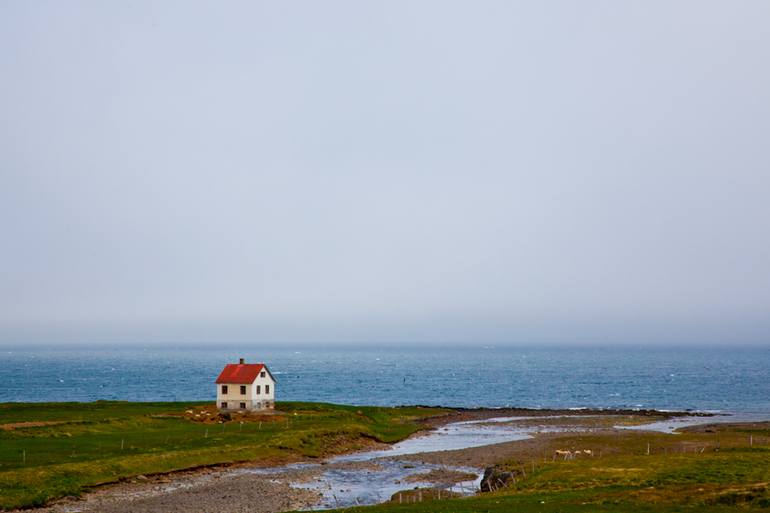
239, 413, 751, 510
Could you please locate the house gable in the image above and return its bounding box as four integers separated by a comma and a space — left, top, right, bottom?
261, 366, 277, 383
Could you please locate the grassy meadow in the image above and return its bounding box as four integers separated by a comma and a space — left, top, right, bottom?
326, 423, 770, 513
4, 401, 770, 513
0, 400, 446, 510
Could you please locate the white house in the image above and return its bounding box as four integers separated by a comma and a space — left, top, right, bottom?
215, 358, 276, 411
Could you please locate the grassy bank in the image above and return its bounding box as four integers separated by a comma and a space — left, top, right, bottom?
326, 422, 770, 512
0, 401, 446, 510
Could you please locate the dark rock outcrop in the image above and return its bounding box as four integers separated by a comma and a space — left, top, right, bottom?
479, 466, 520, 492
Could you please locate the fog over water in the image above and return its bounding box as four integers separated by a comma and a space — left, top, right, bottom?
1, 1, 769, 346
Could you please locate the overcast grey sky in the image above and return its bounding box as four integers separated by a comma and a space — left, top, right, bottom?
1, 1, 769, 346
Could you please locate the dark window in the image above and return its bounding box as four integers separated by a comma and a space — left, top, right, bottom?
220, 402, 227, 409
260, 371, 266, 377
221, 385, 228, 394
240, 385, 247, 395
265, 384, 270, 394
256, 385, 261, 394
239, 402, 246, 409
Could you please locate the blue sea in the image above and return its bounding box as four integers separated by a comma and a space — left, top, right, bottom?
2, 346, 769, 413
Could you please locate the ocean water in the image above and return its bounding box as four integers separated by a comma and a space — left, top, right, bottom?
1, 346, 769, 413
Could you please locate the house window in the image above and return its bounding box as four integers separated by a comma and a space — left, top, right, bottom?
239, 402, 246, 409
220, 402, 227, 409
265, 384, 270, 394
240, 385, 247, 395
221, 385, 228, 394
256, 385, 261, 394
260, 371, 266, 377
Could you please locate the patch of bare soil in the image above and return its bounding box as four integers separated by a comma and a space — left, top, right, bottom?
683, 421, 770, 433
0, 421, 69, 430
178, 405, 287, 424
395, 429, 625, 468
473, 415, 656, 429
24, 469, 322, 513
417, 407, 695, 430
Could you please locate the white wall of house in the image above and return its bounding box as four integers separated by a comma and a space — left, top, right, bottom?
215, 369, 275, 410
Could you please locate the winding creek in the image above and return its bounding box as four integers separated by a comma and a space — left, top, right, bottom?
41, 411, 770, 513
234, 412, 757, 510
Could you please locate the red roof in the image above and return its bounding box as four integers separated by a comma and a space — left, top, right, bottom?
215, 363, 266, 384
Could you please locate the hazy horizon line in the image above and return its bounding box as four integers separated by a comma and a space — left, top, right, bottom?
2, 341, 768, 351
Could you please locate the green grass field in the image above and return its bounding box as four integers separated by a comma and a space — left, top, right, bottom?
4, 403, 769, 513
0, 401, 446, 510
323, 424, 770, 513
